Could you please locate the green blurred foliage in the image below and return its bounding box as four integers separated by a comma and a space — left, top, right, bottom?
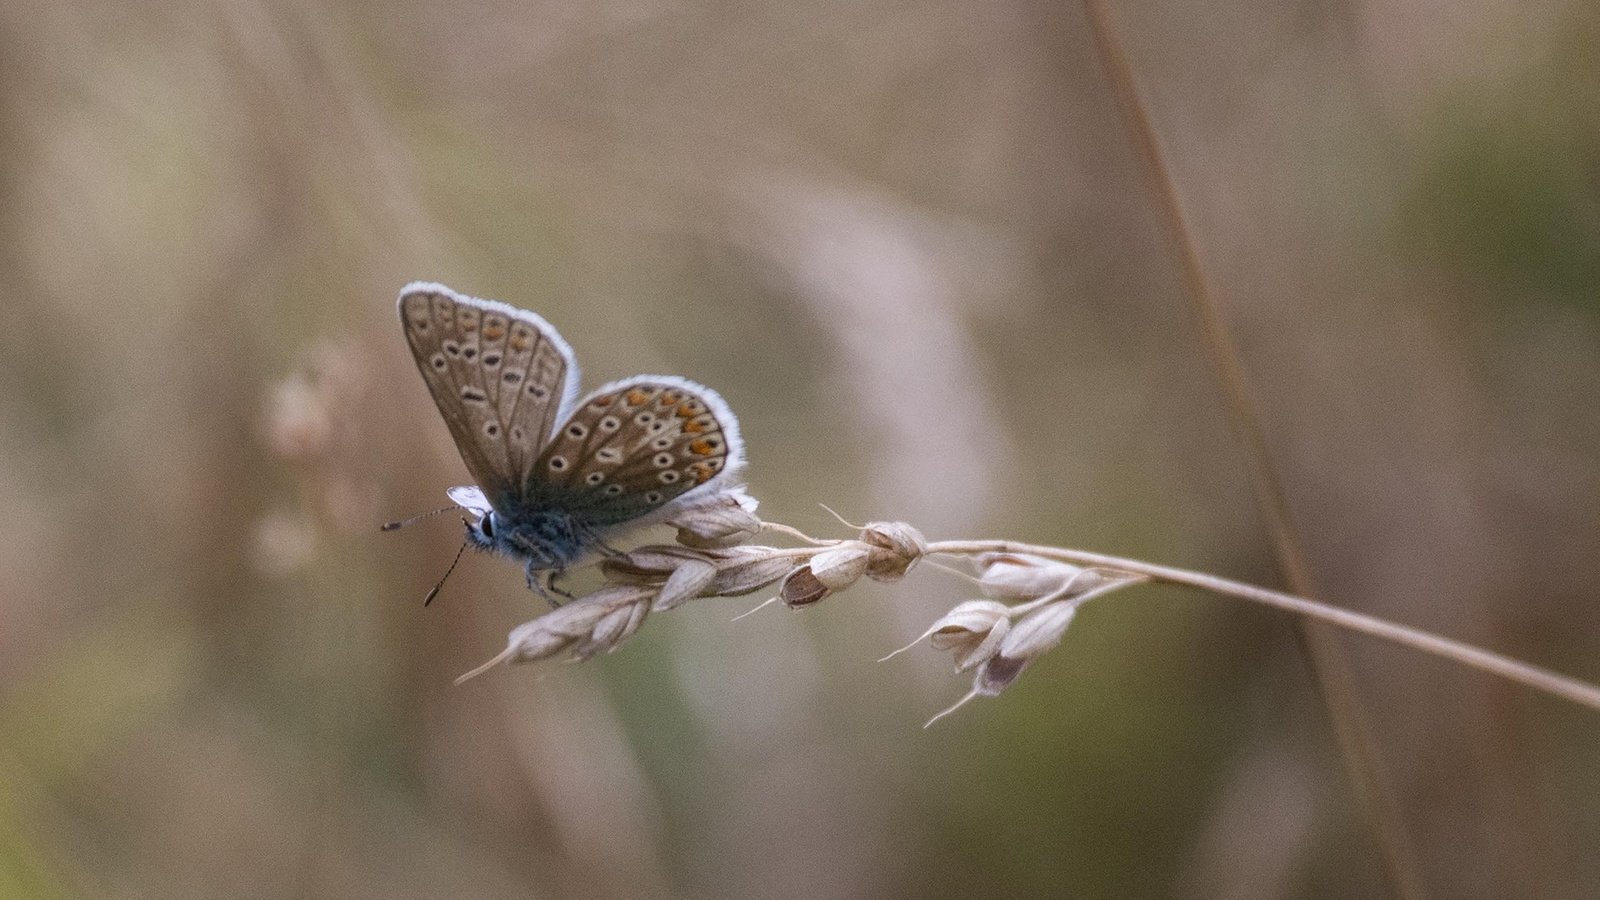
1399, 21, 1600, 313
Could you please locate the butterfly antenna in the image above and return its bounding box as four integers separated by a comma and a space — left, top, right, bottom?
424, 539, 469, 607
381, 504, 459, 532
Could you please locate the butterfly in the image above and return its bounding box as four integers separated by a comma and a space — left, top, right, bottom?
397, 282, 745, 600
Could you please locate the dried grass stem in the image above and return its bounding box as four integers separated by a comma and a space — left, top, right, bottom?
931, 540, 1600, 712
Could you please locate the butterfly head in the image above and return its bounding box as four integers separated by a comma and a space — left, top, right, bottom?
463, 508, 500, 551
446, 485, 497, 546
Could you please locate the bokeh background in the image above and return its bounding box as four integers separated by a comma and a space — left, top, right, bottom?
3, 0, 1598, 897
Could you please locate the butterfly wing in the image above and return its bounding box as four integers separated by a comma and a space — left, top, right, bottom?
398, 283, 579, 504
527, 376, 745, 528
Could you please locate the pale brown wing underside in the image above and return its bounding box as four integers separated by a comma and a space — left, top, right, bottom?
398, 284, 577, 499
527, 377, 741, 526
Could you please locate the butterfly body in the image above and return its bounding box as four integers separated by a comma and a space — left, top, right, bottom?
465, 503, 589, 572
398, 283, 744, 593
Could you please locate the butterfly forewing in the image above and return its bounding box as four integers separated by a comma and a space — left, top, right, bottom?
398, 284, 577, 502
530, 378, 739, 526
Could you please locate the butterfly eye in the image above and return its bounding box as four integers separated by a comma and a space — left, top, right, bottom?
480, 514, 496, 539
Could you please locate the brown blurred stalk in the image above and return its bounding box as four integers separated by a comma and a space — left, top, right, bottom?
1078, 1, 1427, 896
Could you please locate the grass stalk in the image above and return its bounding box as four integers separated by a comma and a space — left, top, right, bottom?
1078, 2, 1427, 894
930, 540, 1600, 712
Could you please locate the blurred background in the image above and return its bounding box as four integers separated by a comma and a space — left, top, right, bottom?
2, 0, 1597, 897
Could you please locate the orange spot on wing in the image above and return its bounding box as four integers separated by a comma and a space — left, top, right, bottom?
509, 334, 530, 351
676, 404, 698, 418
682, 419, 706, 434
689, 439, 714, 456
627, 389, 651, 406
483, 325, 506, 340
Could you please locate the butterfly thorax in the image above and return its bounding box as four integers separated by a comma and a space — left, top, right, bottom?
465, 503, 589, 572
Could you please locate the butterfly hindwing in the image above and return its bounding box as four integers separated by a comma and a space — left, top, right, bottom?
398, 283, 578, 502
528, 377, 744, 527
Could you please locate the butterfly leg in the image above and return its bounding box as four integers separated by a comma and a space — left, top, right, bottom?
547, 568, 577, 601
525, 563, 574, 608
